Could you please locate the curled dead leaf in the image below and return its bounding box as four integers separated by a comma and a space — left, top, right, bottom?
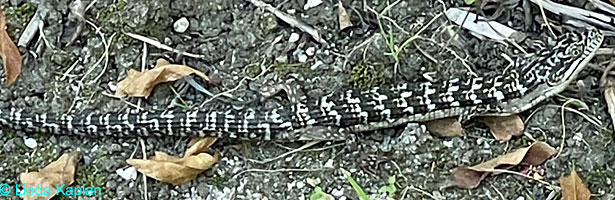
451, 141, 556, 189
115, 58, 210, 98
603, 76, 615, 131
483, 115, 525, 141
426, 117, 464, 137
0, 9, 23, 86
560, 170, 591, 200
19, 152, 83, 200
127, 137, 219, 185
338, 3, 353, 30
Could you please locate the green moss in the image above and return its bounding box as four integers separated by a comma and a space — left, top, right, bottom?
96, 0, 168, 40
348, 62, 389, 89
208, 174, 229, 189
76, 165, 108, 189
272, 62, 314, 78
585, 166, 615, 186
3, 2, 37, 37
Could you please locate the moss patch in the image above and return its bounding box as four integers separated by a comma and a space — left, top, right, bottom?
348, 62, 389, 89
76, 164, 108, 189
3, 2, 37, 37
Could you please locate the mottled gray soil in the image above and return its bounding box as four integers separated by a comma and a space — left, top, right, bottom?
0, 0, 613, 199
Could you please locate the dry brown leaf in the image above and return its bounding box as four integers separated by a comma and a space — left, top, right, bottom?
19, 152, 83, 200
0, 9, 23, 86
115, 59, 210, 98
338, 3, 353, 30
560, 170, 591, 200
127, 137, 219, 185
451, 141, 556, 189
483, 115, 525, 141
603, 77, 615, 131
184, 137, 217, 157
426, 117, 464, 137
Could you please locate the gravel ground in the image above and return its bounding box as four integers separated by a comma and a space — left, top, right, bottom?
0, 0, 614, 199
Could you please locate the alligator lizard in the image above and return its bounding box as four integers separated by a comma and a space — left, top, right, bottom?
0, 29, 604, 140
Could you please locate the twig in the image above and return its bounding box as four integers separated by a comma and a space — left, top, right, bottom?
247, 141, 319, 164
490, 168, 560, 190
535, 0, 556, 37
246, 0, 327, 45
231, 168, 328, 180
139, 138, 148, 200
125, 32, 208, 59
199, 63, 272, 107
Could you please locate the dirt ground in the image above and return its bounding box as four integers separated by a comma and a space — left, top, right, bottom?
0, 0, 613, 199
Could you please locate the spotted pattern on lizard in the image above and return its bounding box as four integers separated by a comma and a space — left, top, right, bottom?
0, 29, 604, 141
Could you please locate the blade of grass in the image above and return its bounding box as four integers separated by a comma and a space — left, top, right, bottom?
341, 168, 370, 200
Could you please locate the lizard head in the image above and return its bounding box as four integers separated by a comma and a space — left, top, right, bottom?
543, 29, 604, 87
499, 29, 603, 114
518, 29, 603, 92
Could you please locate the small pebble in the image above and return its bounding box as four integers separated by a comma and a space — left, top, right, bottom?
108, 82, 117, 91
306, 177, 320, 186
174, 17, 190, 33
116, 167, 137, 180
331, 188, 344, 197
324, 159, 334, 168
296, 181, 305, 189
289, 33, 300, 43
304, 0, 323, 10
306, 47, 315, 56
24, 138, 37, 149
297, 54, 308, 63
442, 140, 454, 148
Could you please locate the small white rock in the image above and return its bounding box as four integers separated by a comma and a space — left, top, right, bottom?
306, 47, 316, 56
107, 82, 117, 91
297, 54, 308, 63
324, 159, 334, 168
306, 177, 320, 186
331, 188, 344, 197
24, 138, 37, 149
442, 140, 454, 148
296, 181, 305, 189
310, 60, 323, 70
116, 167, 137, 180
304, 0, 323, 10
173, 17, 190, 33
289, 33, 300, 43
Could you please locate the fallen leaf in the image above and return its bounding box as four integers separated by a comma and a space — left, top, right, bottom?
338, 3, 353, 30
115, 58, 210, 98
560, 170, 591, 200
603, 76, 615, 131
0, 9, 23, 86
127, 137, 219, 185
19, 152, 83, 200
451, 141, 556, 189
426, 117, 464, 137
483, 115, 525, 141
